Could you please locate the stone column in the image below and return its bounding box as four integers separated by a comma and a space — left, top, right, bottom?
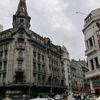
93, 58, 97, 69
90, 79, 95, 93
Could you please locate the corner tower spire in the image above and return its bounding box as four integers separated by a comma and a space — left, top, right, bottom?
13, 0, 31, 30
16, 0, 28, 16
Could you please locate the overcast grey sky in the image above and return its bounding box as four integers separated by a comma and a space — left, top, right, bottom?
0, 0, 100, 60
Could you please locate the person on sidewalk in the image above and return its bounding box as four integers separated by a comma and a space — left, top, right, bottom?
2, 95, 11, 100
54, 94, 61, 100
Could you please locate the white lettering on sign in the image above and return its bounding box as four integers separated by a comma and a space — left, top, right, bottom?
6, 90, 22, 94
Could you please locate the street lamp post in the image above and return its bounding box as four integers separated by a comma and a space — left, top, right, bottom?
50, 75, 53, 94
48, 50, 53, 94
28, 83, 32, 99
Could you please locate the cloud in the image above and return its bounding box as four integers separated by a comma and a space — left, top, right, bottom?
0, 0, 99, 60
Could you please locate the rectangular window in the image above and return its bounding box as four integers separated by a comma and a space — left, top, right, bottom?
42, 55, 44, 62
33, 62, 36, 71
33, 73, 36, 77
18, 61, 23, 69
33, 62, 36, 67
92, 36, 95, 46
38, 64, 41, 72
86, 40, 89, 49
89, 37, 93, 47
5, 50, 8, 59
0, 52, 3, 59
0, 62, 2, 71
95, 57, 99, 68
42, 75, 45, 82
38, 54, 40, 61
90, 59, 94, 70
3, 73, 6, 80
16, 74, 23, 83
4, 61, 7, 71
33, 51, 36, 58
38, 74, 40, 83
0, 74, 1, 80
42, 65, 45, 73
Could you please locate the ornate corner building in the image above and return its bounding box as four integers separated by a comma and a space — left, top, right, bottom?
0, 0, 66, 97
83, 8, 100, 94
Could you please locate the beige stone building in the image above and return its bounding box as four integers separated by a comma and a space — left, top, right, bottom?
68, 59, 88, 93
83, 8, 100, 94
0, 0, 66, 98
62, 46, 70, 88
61, 45, 88, 93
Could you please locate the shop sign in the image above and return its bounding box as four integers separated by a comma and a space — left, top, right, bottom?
6, 90, 22, 94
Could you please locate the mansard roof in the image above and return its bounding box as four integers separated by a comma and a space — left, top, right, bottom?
29, 30, 62, 54
0, 28, 13, 37
0, 28, 13, 43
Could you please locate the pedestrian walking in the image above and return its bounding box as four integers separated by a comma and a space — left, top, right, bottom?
54, 94, 61, 100
86, 95, 89, 100
2, 95, 11, 100
81, 94, 84, 100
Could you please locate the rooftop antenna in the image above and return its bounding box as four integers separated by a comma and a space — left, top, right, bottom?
76, 12, 88, 15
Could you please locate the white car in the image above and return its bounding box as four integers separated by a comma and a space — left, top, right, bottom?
29, 97, 54, 100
